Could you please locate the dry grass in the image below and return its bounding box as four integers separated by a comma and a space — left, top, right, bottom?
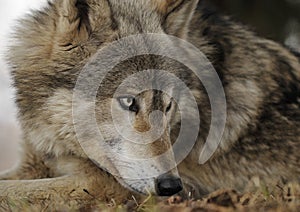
118, 182, 300, 212
1, 181, 299, 211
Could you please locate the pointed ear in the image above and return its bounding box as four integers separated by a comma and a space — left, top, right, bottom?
156, 0, 199, 38
56, 0, 92, 45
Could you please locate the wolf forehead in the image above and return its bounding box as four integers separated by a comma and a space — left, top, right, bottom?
58, 0, 163, 35
56, 0, 196, 42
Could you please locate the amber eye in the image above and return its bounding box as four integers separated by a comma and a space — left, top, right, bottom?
118, 96, 139, 112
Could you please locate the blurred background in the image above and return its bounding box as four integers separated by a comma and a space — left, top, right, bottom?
209, 0, 300, 51
0, 0, 47, 171
0, 0, 299, 172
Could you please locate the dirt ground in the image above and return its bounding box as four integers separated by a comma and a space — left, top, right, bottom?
1, 184, 299, 211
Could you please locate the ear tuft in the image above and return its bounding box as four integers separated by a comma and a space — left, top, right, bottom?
158, 0, 199, 38
56, 0, 91, 45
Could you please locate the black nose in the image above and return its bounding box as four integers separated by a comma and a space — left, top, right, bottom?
155, 174, 183, 196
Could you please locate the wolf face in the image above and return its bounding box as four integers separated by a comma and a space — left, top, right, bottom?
74, 58, 201, 195
98, 88, 180, 195
97, 73, 180, 195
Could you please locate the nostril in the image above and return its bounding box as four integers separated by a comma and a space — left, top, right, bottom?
156, 174, 183, 196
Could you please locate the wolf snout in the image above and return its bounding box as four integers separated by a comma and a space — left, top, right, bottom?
155, 174, 183, 196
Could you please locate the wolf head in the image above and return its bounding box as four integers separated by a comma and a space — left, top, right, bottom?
68, 0, 201, 196
12, 0, 202, 196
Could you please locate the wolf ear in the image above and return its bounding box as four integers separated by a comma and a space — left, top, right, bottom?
157, 0, 199, 38
56, 0, 92, 45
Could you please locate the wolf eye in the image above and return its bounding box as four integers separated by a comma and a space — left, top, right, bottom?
118, 97, 139, 112
166, 101, 172, 113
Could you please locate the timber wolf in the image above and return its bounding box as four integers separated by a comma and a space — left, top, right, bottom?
0, 0, 299, 209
